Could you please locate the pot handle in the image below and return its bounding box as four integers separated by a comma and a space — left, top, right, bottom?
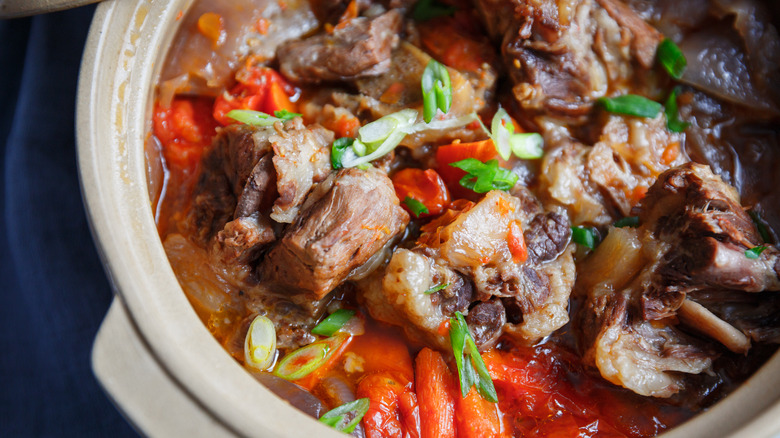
92, 298, 236, 437
0, 0, 103, 19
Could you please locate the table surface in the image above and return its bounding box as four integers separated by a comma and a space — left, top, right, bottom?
1, 5, 136, 436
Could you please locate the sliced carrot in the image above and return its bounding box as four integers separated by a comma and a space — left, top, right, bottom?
264, 81, 297, 114
415, 348, 457, 438
358, 373, 420, 438
436, 139, 497, 199
455, 387, 502, 438
392, 168, 451, 217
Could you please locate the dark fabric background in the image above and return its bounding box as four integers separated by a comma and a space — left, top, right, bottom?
1, 6, 136, 437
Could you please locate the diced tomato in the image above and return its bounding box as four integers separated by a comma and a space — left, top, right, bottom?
392, 168, 451, 217
152, 96, 218, 173
358, 373, 421, 438
435, 139, 497, 199
212, 66, 297, 126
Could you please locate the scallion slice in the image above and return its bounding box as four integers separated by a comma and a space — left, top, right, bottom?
331, 137, 355, 170
598, 95, 662, 118
572, 225, 599, 250
745, 245, 768, 260
403, 196, 430, 218
664, 87, 690, 133
312, 309, 356, 337
510, 133, 544, 159
274, 342, 329, 381
422, 60, 452, 123
341, 109, 418, 169
424, 283, 450, 294
657, 38, 686, 79
412, 0, 457, 21
244, 315, 277, 371
319, 398, 371, 433
613, 216, 639, 228
273, 109, 302, 121
485, 108, 545, 160
450, 158, 518, 193
226, 109, 281, 126
450, 312, 498, 403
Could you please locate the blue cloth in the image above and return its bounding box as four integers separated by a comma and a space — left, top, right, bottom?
1, 6, 136, 437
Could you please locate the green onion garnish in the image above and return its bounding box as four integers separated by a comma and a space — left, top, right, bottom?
613, 216, 640, 228
424, 283, 449, 294
274, 342, 330, 381
749, 210, 772, 243
412, 0, 457, 21
319, 398, 370, 433
745, 245, 768, 259
450, 311, 498, 403
273, 109, 302, 121
422, 60, 452, 123
244, 315, 277, 371
331, 137, 355, 170
312, 309, 356, 337
485, 108, 544, 160
664, 87, 690, 133
598, 95, 663, 118
342, 109, 418, 168
572, 226, 599, 250
450, 158, 518, 193
657, 38, 687, 79
403, 196, 430, 218
226, 109, 280, 126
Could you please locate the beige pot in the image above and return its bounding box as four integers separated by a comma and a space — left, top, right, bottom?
74, 0, 780, 436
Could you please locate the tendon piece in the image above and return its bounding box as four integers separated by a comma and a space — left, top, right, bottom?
262, 168, 409, 299
269, 118, 334, 223
584, 292, 715, 398
277, 10, 402, 83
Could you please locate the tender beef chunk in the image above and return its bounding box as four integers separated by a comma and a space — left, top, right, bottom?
474, 0, 661, 121
262, 168, 409, 299
277, 10, 401, 83
466, 299, 507, 350
269, 118, 334, 223
524, 211, 571, 263
577, 163, 780, 398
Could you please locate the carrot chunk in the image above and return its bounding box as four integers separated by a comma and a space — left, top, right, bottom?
415, 348, 457, 438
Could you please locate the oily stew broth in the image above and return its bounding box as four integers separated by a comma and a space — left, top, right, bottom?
150, 0, 780, 436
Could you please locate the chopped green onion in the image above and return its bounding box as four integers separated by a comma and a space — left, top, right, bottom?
403, 196, 430, 218
226, 109, 281, 126
749, 210, 772, 243
450, 312, 498, 403
485, 108, 544, 160
319, 398, 370, 433
745, 245, 768, 259
412, 0, 457, 21
244, 315, 277, 371
664, 88, 690, 133
341, 109, 418, 168
331, 137, 355, 170
510, 133, 544, 159
273, 109, 302, 121
274, 342, 329, 381
312, 309, 356, 337
572, 226, 599, 250
424, 283, 449, 294
422, 60, 452, 123
450, 158, 518, 193
598, 95, 662, 118
613, 216, 640, 228
657, 38, 686, 79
